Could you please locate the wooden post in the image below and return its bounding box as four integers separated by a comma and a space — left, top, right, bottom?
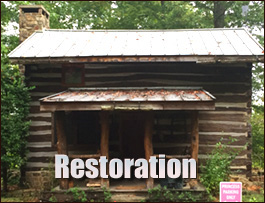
190, 111, 199, 172
100, 111, 110, 188
55, 111, 69, 190
144, 111, 154, 189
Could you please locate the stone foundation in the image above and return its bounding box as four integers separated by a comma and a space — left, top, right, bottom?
25, 170, 57, 190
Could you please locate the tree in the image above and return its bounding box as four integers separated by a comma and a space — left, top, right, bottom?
213, 1, 227, 28
1, 42, 32, 192
1, 1, 32, 192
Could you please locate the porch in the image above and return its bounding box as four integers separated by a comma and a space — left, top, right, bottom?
39, 87, 215, 190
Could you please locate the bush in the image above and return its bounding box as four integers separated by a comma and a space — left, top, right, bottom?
200, 138, 239, 197
1, 41, 33, 192
146, 185, 199, 202
251, 108, 264, 169
67, 187, 87, 202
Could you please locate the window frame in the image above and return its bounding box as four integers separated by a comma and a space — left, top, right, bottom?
61, 64, 85, 87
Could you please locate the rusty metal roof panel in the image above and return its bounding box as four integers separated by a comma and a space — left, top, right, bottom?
9, 28, 264, 59
40, 87, 215, 103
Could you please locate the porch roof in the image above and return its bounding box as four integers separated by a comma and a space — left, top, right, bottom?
39, 87, 215, 111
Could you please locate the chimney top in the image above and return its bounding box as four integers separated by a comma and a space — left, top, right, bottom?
19, 5, 50, 43
19, 5, 50, 18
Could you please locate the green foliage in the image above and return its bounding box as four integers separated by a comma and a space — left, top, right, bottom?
48, 195, 57, 202
146, 185, 200, 202
243, 189, 264, 202
67, 187, 88, 202
251, 109, 264, 169
200, 138, 239, 196
102, 186, 112, 202
252, 63, 264, 102
1, 38, 33, 191
40, 159, 59, 191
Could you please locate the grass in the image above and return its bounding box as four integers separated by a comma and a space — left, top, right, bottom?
243, 190, 264, 202
1, 197, 23, 202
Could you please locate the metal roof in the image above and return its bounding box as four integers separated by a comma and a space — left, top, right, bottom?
9, 28, 264, 59
41, 87, 215, 102
39, 87, 215, 111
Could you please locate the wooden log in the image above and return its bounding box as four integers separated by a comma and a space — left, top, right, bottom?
154, 154, 191, 159
144, 112, 154, 189
190, 111, 199, 177
100, 111, 110, 188
69, 154, 101, 159
55, 111, 69, 190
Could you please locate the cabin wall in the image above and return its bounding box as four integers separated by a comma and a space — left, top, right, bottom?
25, 62, 252, 179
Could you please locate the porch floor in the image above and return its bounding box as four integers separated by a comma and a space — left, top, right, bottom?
110, 179, 146, 190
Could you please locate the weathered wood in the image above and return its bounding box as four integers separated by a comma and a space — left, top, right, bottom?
40, 101, 215, 112
69, 154, 101, 159
27, 135, 51, 142
10, 55, 263, 64
26, 62, 252, 177
29, 125, 51, 131
144, 112, 154, 189
199, 123, 250, 133
190, 111, 199, 177
55, 111, 69, 190
100, 111, 110, 188
154, 154, 191, 159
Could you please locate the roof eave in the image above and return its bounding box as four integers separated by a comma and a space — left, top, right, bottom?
9, 55, 264, 64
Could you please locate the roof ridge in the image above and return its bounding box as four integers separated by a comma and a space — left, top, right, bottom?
43, 28, 246, 32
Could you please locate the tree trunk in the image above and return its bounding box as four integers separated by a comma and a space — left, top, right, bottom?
19, 166, 26, 187
214, 1, 226, 28
3, 166, 8, 192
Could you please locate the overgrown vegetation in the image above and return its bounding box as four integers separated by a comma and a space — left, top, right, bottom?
243, 188, 264, 202
66, 187, 88, 202
65, 187, 111, 202
200, 139, 239, 197
40, 159, 59, 191
251, 106, 264, 170
102, 186, 112, 202
1, 42, 33, 192
146, 185, 202, 202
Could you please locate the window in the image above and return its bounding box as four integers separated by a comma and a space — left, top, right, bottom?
52, 111, 101, 146
62, 64, 85, 86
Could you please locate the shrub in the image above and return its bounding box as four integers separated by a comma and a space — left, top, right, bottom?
146, 185, 199, 202
67, 187, 87, 202
102, 186, 112, 202
251, 108, 264, 169
1, 41, 33, 192
200, 138, 239, 197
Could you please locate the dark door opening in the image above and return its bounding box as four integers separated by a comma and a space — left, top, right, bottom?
110, 112, 146, 189
120, 112, 145, 160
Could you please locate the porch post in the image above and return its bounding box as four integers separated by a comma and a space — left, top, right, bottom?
190, 111, 199, 172
100, 111, 110, 188
144, 111, 154, 189
55, 111, 69, 190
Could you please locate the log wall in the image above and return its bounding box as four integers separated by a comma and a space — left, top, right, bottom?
25, 62, 252, 177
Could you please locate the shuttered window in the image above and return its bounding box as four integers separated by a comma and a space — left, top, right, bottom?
62, 64, 85, 86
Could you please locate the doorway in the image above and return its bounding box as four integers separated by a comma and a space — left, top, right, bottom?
110, 112, 146, 189
120, 112, 145, 160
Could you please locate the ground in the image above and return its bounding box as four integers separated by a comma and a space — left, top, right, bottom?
1, 171, 264, 202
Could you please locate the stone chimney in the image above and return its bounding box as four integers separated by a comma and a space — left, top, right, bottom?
19, 5, 50, 43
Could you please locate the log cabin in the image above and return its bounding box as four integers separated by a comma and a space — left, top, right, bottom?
8, 5, 264, 191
